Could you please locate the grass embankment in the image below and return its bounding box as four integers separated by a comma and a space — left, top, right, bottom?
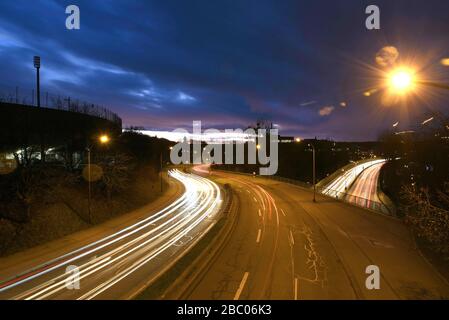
0, 165, 167, 256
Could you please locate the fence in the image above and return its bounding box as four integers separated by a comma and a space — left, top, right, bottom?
0, 85, 122, 127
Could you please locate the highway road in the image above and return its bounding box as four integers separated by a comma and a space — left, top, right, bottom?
180, 170, 449, 300
322, 159, 386, 198
0, 169, 223, 300
321, 159, 388, 212
346, 161, 388, 213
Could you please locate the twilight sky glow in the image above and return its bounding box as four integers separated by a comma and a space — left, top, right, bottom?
0, 0, 448, 141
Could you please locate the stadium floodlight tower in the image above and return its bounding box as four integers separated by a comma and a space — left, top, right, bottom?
33, 56, 41, 107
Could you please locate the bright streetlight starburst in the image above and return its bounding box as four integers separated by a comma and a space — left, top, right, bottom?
388, 68, 415, 94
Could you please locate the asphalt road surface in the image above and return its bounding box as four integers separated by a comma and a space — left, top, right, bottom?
0, 169, 223, 300
184, 170, 449, 300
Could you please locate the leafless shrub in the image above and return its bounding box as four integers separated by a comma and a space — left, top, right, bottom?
95, 153, 134, 200
401, 185, 449, 260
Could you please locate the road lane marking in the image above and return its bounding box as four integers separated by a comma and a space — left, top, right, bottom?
253, 197, 258, 203
289, 230, 295, 246
256, 229, 262, 243
294, 277, 299, 300
258, 209, 262, 217
281, 209, 286, 217
234, 272, 249, 300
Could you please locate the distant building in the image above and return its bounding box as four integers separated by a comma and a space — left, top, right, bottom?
279, 136, 294, 143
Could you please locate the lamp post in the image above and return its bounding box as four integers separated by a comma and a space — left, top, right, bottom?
160, 146, 173, 193
308, 143, 316, 202
160, 151, 163, 193
87, 146, 92, 222
86, 134, 110, 223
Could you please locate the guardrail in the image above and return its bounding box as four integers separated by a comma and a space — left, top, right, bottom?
320, 187, 391, 215
0, 85, 122, 127
265, 173, 391, 215
211, 167, 393, 215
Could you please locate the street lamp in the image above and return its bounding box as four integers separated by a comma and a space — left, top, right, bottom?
308, 143, 317, 203
86, 134, 110, 223
387, 68, 415, 94
159, 146, 173, 193
386, 67, 449, 93
160, 151, 163, 193
99, 134, 110, 144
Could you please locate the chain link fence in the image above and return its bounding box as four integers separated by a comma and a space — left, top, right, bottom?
0, 85, 122, 127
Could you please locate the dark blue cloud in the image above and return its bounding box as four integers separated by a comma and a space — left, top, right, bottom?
0, 0, 448, 140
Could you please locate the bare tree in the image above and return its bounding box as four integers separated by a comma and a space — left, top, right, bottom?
95, 153, 134, 201
401, 185, 449, 260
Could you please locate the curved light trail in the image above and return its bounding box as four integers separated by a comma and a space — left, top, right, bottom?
321, 159, 386, 198
321, 158, 390, 213
0, 169, 222, 300
346, 161, 388, 213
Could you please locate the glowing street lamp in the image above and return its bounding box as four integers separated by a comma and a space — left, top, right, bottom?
385, 66, 449, 93
387, 68, 415, 94
99, 134, 110, 144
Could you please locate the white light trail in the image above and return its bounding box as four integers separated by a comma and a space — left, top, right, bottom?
0, 170, 222, 300
322, 159, 386, 198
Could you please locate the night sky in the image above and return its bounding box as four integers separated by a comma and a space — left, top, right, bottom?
1, 0, 448, 141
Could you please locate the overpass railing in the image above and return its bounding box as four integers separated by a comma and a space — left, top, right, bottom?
319, 187, 392, 215
0, 85, 122, 127
268, 174, 392, 215
233, 171, 391, 215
